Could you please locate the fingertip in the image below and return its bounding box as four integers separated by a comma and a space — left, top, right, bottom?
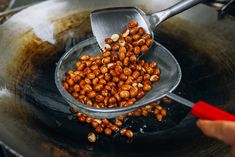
196, 119, 202, 127
196, 119, 210, 128
196, 119, 215, 136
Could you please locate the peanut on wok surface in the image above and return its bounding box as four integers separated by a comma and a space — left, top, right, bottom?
75, 101, 169, 142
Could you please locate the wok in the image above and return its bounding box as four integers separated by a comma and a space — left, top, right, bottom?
0, 0, 235, 157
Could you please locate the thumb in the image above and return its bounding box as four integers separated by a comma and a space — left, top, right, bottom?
197, 120, 235, 145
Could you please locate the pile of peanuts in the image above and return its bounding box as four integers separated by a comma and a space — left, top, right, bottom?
63, 20, 159, 108
63, 21, 167, 142
103, 20, 153, 55
71, 97, 171, 143
71, 99, 169, 143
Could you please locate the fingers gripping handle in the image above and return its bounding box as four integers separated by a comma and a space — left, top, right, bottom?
192, 101, 235, 121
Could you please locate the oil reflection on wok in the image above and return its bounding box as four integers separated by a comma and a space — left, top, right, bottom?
0, 0, 234, 157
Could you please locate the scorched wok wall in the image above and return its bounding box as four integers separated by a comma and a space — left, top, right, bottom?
0, 0, 234, 157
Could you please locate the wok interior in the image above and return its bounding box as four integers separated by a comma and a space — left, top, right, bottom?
56, 37, 181, 117
1, 1, 234, 156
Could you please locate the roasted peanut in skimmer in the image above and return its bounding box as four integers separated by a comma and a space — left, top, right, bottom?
63, 21, 168, 142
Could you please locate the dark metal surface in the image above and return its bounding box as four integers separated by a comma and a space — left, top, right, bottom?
0, 0, 234, 157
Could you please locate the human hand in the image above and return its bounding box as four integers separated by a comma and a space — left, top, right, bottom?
197, 120, 235, 157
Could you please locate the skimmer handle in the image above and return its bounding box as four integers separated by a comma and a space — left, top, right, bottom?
192, 101, 235, 121
167, 93, 235, 121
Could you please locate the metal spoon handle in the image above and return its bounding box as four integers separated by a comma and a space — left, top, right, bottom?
149, 0, 203, 29
167, 92, 194, 107
164, 0, 202, 18
167, 93, 235, 121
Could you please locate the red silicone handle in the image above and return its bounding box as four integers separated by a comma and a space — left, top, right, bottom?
191, 101, 235, 121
